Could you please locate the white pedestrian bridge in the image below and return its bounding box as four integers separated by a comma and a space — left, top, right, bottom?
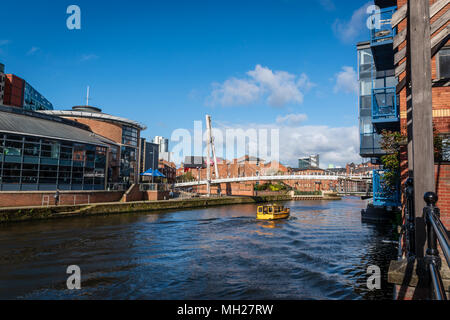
174, 173, 372, 188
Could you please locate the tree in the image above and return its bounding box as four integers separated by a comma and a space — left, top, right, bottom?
379, 130, 406, 188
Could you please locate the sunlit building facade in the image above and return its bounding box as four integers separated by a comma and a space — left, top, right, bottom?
0, 105, 107, 191
40, 106, 147, 187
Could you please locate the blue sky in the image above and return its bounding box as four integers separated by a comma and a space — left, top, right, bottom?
0, 0, 374, 167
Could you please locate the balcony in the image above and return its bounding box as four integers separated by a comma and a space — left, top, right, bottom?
370, 6, 397, 70
372, 87, 399, 129
373, 170, 401, 207
360, 133, 386, 158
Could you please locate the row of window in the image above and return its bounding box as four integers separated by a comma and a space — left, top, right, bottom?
23, 83, 53, 111
0, 134, 106, 164
0, 133, 106, 189
122, 125, 138, 146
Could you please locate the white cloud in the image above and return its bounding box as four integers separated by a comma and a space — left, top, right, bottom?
214, 120, 361, 168
332, 2, 372, 43
80, 54, 99, 62
334, 66, 358, 95
208, 65, 315, 108
27, 47, 40, 55
210, 78, 262, 106
318, 0, 336, 11
276, 113, 308, 125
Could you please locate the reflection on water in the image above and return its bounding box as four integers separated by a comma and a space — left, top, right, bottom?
0, 197, 397, 300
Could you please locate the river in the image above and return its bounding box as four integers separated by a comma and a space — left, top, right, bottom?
0, 197, 398, 300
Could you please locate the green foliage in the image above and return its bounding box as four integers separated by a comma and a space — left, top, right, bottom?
254, 183, 287, 191
379, 130, 405, 188
177, 171, 195, 182
294, 191, 321, 196
433, 127, 449, 162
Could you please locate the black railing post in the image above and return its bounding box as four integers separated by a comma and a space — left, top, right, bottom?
424, 192, 441, 269
405, 178, 415, 258
423, 192, 447, 300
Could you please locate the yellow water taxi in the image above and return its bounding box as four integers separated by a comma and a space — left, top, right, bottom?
256, 204, 290, 220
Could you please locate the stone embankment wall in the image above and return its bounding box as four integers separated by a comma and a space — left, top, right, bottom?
0, 195, 292, 224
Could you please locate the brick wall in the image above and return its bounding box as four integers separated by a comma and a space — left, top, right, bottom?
3, 74, 24, 107
435, 163, 450, 229
396, 0, 450, 229
145, 190, 170, 201
0, 190, 124, 208
66, 117, 123, 144
121, 184, 143, 202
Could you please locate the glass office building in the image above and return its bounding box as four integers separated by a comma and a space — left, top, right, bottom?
23, 82, 54, 111
0, 106, 107, 191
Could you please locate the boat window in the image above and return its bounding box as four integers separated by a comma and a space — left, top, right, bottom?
268, 207, 273, 213
257, 207, 263, 213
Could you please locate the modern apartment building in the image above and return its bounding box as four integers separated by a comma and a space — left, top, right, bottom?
357, 1, 401, 207
360, 0, 449, 230
153, 136, 172, 162
298, 154, 319, 169
140, 138, 159, 174
1, 63, 53, 111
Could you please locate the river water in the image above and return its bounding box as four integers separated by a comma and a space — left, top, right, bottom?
0, 197, 398, 300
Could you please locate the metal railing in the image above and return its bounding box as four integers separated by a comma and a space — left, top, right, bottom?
423, 192, 450, 300
370, 6, 397, 45
106, 183, 128, 191
139, 183, 170, 192
405, 178, 416, 258
372, 87, 399, 123
372, 170, 401, 207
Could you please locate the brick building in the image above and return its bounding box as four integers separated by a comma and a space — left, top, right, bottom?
40, 106, 147, 187
346, 161, 380, 175
0, 63, 4, 105
394, 0, 450, 229
177, 156, 348, 195
1, 63, 53, 111
159, 160, 177, 184
179, 156, 289, 181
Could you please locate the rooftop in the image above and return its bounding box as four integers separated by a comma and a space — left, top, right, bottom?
39, 106, 147, 131
0, 105, 108, 146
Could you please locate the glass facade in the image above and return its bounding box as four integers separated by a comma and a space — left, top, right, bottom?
122, 126, 138, 146
0, 133, 106, 191
358, 46, 397, 158
359, 47, 382, 158
23, 82, 53, 111
119, 126, 139, 185
120, 146, 137, 185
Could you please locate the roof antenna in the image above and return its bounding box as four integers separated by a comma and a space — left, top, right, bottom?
86, 86, 90, 106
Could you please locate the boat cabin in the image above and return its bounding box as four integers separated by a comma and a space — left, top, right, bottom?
257, 204, 286, 214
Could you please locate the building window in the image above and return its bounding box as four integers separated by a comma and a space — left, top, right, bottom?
438, 47, 450, 79
122, 126, 138, 146
0, 132, 106, 191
